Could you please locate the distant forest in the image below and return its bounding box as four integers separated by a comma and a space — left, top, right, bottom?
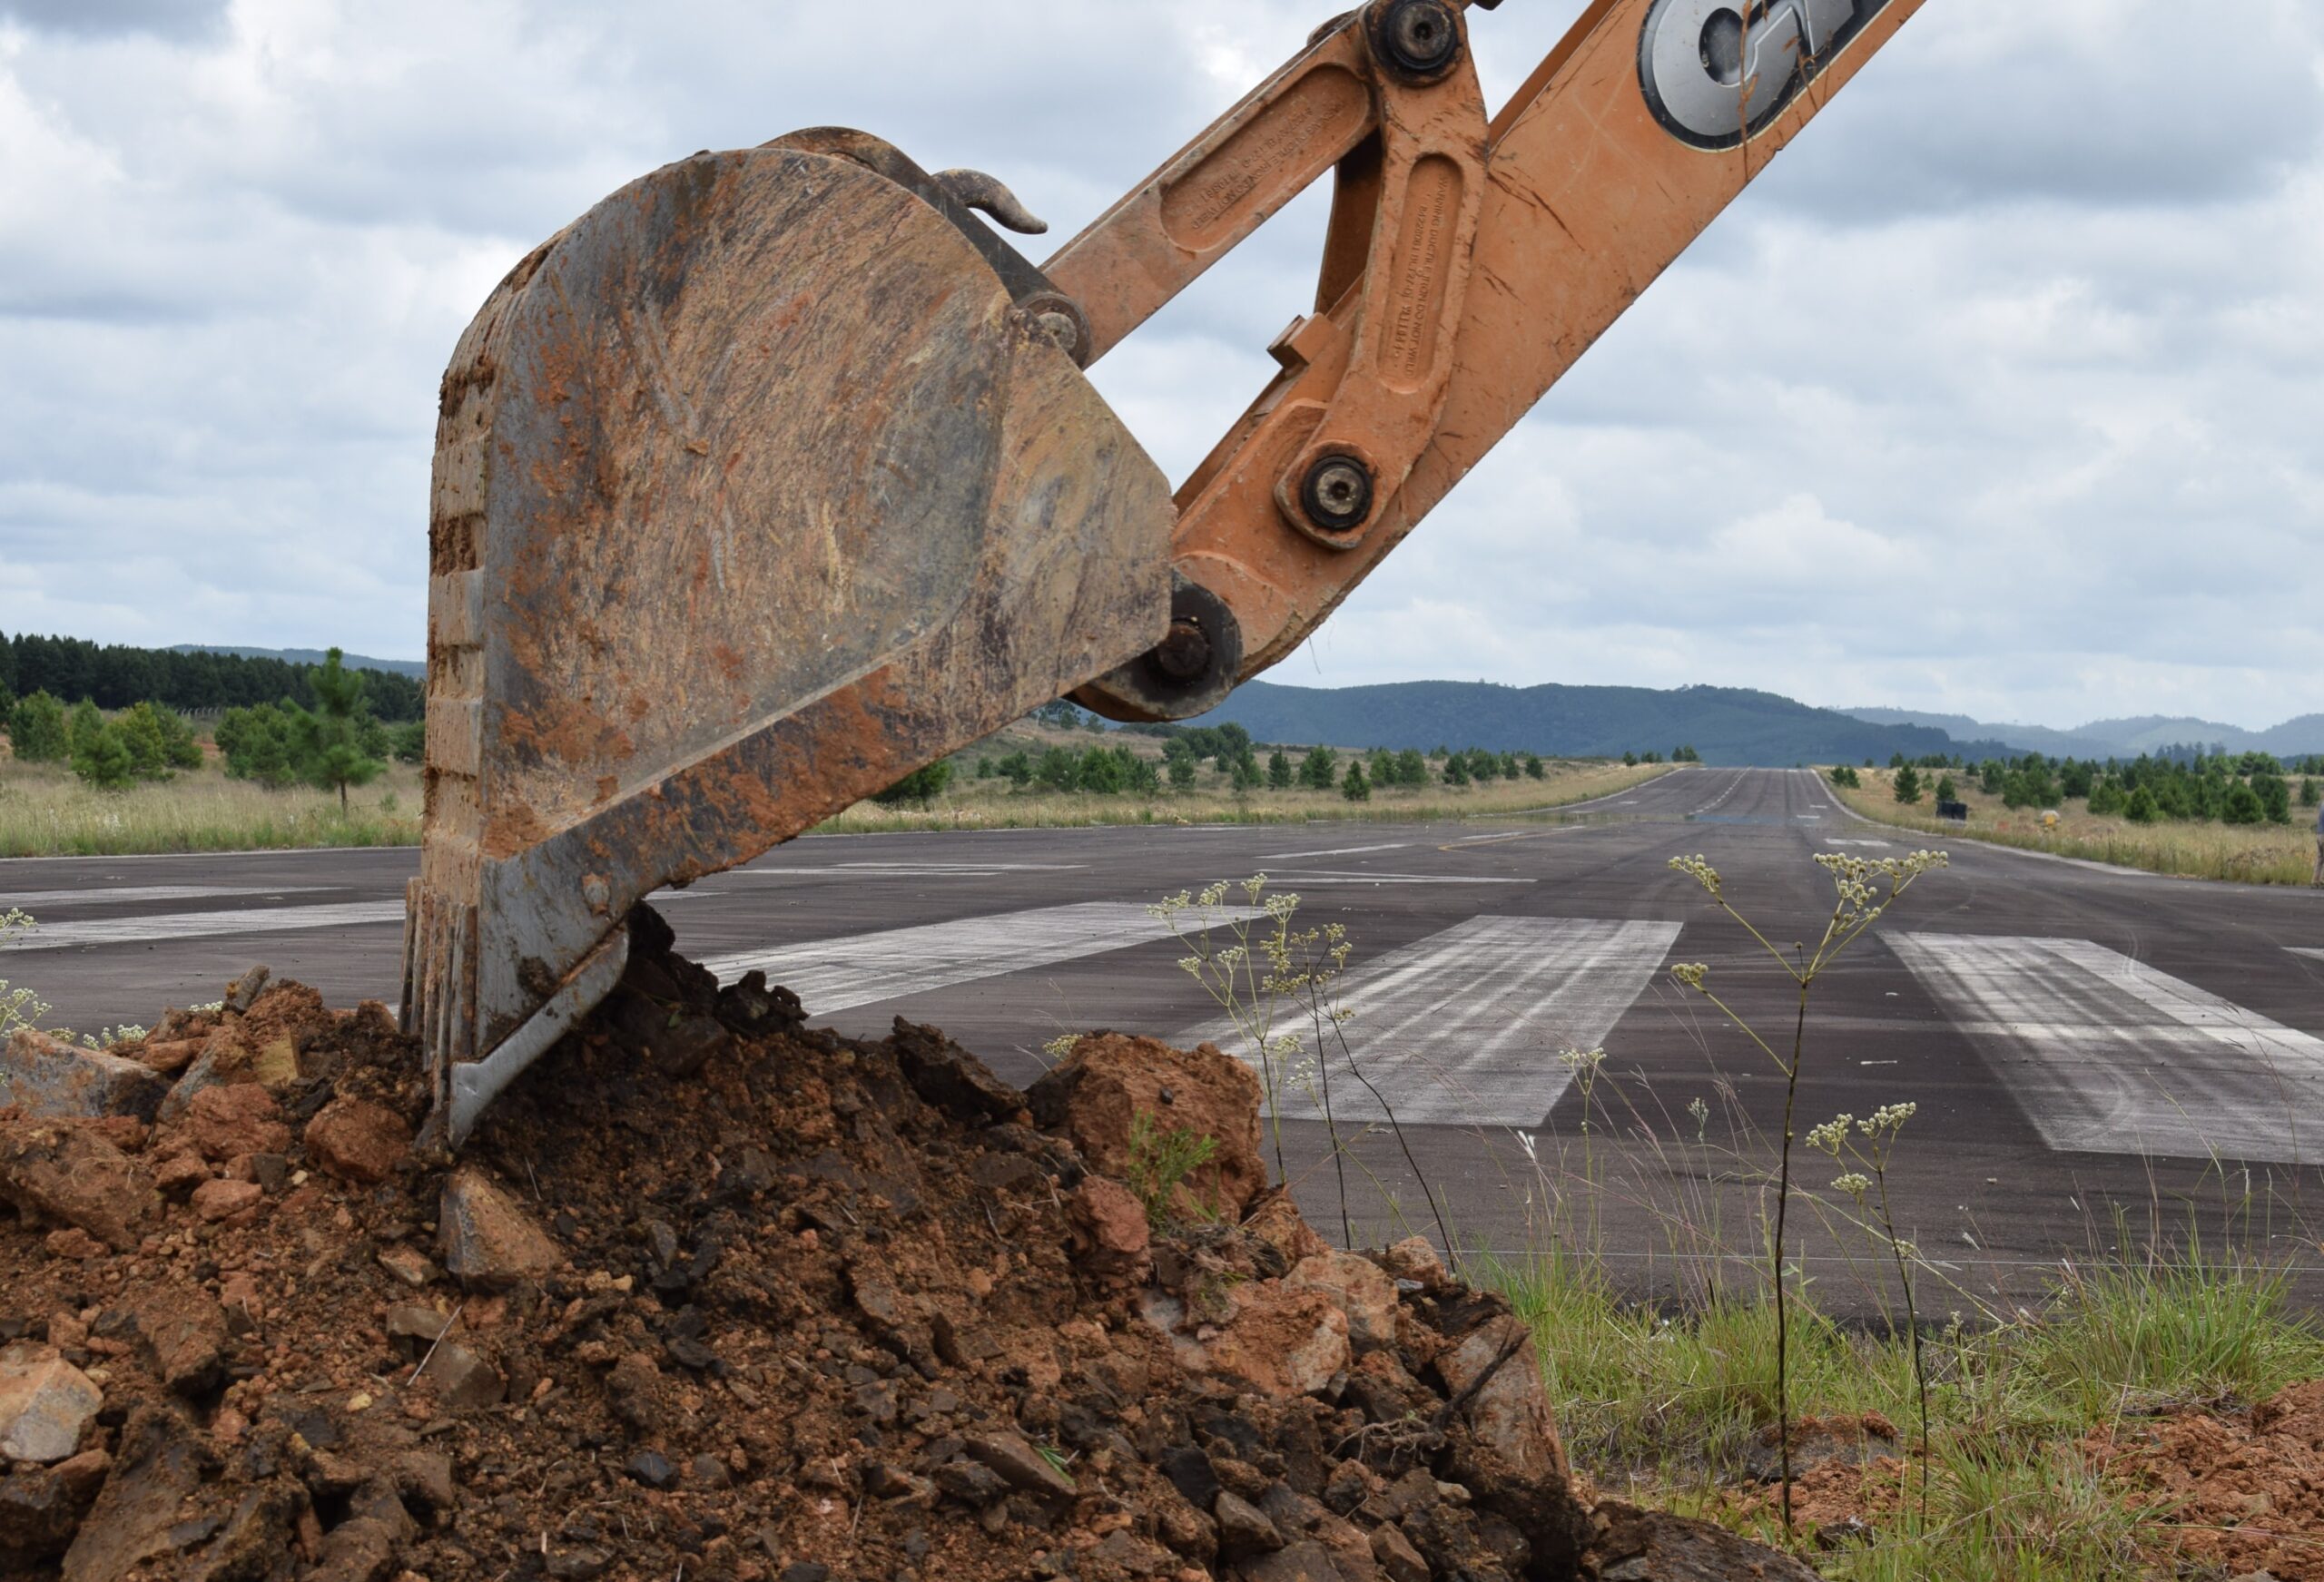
0, 631, 424, 722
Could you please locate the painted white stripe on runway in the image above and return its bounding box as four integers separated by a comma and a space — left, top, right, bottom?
1, 901, 407, 950
2290, 948, 2324, 962
1825, 840, 1893, 850
701, 900, 1265, 1016
1271, 870, 1533, 886
1177, 916, 1681, 1129
1255, 842, 1412, 860
734, 861, 1082, 878
1891, 933, 2324, 1163
2, 885, 339, 909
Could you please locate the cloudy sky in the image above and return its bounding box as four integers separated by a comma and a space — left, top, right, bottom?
2, 0, 2319, 730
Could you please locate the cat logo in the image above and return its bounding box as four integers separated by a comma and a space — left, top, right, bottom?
1639, 0, 1896, 149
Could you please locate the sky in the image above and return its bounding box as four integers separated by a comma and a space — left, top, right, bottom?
0, 0, 2319, 732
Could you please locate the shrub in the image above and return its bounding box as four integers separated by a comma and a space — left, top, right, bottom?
1522, 752, 1545, 780
6, 691, 69, 763
2087, 779, 2126, 816
1037, 746, 1079, 791
1265, 750, 1293, 790
216, 703, 301, 788
1167, 748, 1196, 791
1443, 753, 1470, 787
1934, 773, 1957, 803
871, 760, 952, 806
2221, 781, 2266, 825
1297, 746, 1337, 791
2125, 785, 2160, 823
1340, 760, 1370, 801
1828, 765, 1860, 789
67, 702, 134, 790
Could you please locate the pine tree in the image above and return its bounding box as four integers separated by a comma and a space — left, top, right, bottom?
67, 701, 134, 790
1266, 750, 1293, 790
5, 691, 69, 763
292, 650, 386, 814
1298, 746, 1337, 790
1341, 760, 1370, 801
1893, 764, 1923, 804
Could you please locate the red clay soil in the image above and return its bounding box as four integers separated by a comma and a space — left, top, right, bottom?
0, 906, 1816, 1582
2091, 1381, 2324, 1581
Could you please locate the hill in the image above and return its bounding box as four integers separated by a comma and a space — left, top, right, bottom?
1189, 680, 2014, 766
1843, 707, 2324, 759
172, 644, 425, 680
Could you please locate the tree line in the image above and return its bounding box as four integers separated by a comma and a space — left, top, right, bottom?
0, 631, 423, 722
1844, 748, 2321, 827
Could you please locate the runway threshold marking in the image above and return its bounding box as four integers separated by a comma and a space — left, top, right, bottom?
699, 900, 1266, 1015
1890, 933, 2324, 1164
1176, 916, 1682, 1130
3, 884, 340, 909
0, 900, 408, 951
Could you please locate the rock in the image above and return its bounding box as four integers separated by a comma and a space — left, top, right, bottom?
223, 1152, 290, 1192
605, 1352, 666, 1435
377, 1247, 437, 1289
391, 1450, 456, 1525
1, 1030, 170, 1122
1241, 1190, 1328, 1267
713, 970, 804, 1037
1285, 1250, 1398, 1353
0, 1115, 157, 1250
966, 1430, 1078, 1498
153, 1149, 211, 1199
180, 1083, 291, 1163
223, 965, 271, 1015
1744, 1417, 1900, 1484
0, 1345, 103, 1462
1436, 1313, 1569, 1481
190, 1178, 263, 1224
1026, 1034, 1266, 1220
1370, 1521, 1429, 1582
688, 1453, 733, 1491
116, 1288, 229, 1397
1199, 1286, 1349, 1400
1068, 1175, 1151, 1280
0, 1463, 82, 1559
135, 1039, 203, 1076
44, 1227, 107, 1261
303, 1099, 410, 1184
625, 1449, 677, 1489
890, 1019, 1021, 1123
931, 1459, 1009, 1505
417, 1342, 505, 1412
1585, 1501, 1823, 1582
438, 1169, 561, 1291
184, 1481, 307, 1582
61, 1405, 207, 1582
384, 1306, 452, 1358
1374, 1236, 1448, 1289
1236, 1538, 1348, 1582
52, 1451, 109, 1504
1157, 1445, 1221, 1510
1816, 1515, 1874, 1550
1212, 1490, 1285, 1557
308, 1514, 400, 1582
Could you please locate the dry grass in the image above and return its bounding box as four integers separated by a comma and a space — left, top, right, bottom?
817, 755, 1674, 834
0, 760, 422, 858
1832, 771, 2318, 885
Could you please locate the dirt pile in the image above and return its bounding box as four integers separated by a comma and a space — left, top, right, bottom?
2091, 1381, 2324, 1581
1, 909, 1815, 1582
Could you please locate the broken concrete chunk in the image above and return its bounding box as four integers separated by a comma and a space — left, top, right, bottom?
0, 1345, 103, 1463
1, 1031, 170, 1123
0, 1115, 157, 1251
438, 1169, 561, 1291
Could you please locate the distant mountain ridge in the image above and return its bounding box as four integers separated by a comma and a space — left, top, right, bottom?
1189, 680, 2019, 767
170, 644, 424, 681
1843, 706, 2324, 759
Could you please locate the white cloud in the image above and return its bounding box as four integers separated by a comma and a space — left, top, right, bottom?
0, 0, 2316, 732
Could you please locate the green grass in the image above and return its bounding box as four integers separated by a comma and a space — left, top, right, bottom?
1481, 1237, 2324, 1579
1834, 772, 2316, 886
0, 760, 421, 857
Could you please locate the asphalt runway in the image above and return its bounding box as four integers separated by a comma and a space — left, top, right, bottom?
10, 768, 2324, 1310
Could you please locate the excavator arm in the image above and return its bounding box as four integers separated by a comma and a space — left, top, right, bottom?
405, 0, 1923, 1144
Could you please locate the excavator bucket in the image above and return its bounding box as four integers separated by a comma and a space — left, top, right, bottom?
403, 131, 1175, 1145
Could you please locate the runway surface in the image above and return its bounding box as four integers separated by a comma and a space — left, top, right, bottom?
10, 768, 2324, 1305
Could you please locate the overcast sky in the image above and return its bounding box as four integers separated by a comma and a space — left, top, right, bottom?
1, 0, 2318, 730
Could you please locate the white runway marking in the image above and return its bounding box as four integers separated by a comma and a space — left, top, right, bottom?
1271, 870, 1533, 887
1891, 933, 2324, 1163
1826, 840, 1894, 850
1255, 842, 1412, 860
701, 900, 1265, 1016
1177, 916, 1681, 1129
2290, 948, 2324, 962
734, 861, 1083, 879
1, 901, 407, 951
2, 885, 338, 909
